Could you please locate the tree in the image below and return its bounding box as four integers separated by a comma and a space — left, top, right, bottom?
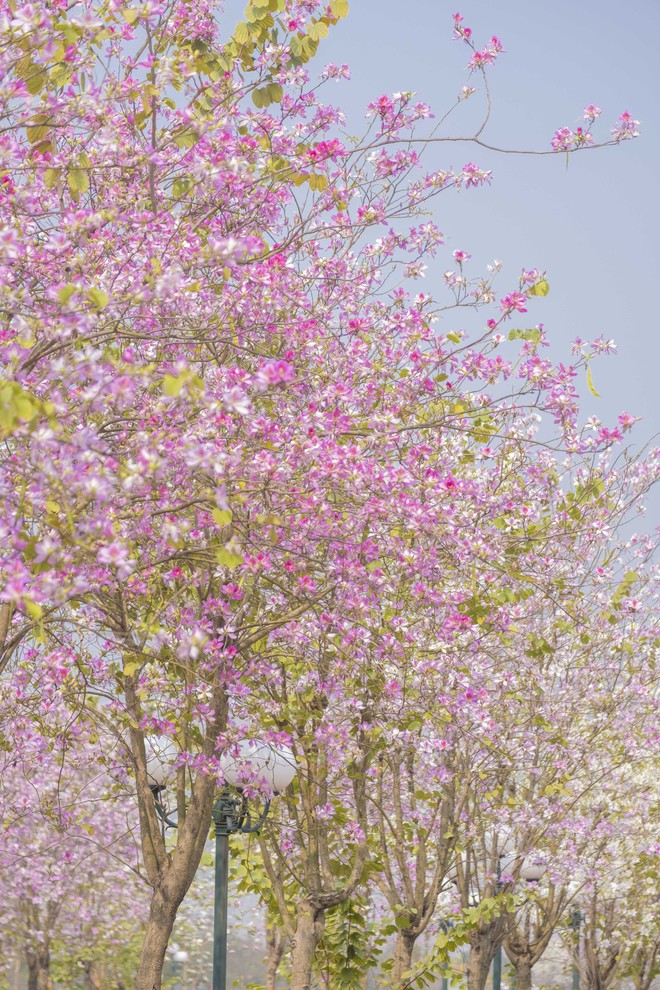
0, 2, 653, 989
0, 691, 147, 990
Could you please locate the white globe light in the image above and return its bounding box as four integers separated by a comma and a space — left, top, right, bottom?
499, 850, 520, 876
521, 861, 546, 883
145, 736, 178, 789
219, 739, 297, 794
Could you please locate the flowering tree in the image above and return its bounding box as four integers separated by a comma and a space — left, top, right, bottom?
0, 1, 654, 989
559, 819, 660, 990
0, 691, 147, 990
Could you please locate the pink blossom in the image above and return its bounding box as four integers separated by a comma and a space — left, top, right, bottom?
500, 292, 528, 315
322, 63, 350, 81
611, 111, 640, 141
551, 127, 575, 152
462, 162, 493, 188
255, 359, 296, 390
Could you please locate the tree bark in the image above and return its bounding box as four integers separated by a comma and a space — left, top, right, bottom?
26, 946, 50, 990
289, 899, 325, 990
392, 932, 416, 988
514, 958, 532, 990
134, 888, 179, 990
467, 935, 494, 990
126, 668, 228, 990
82, 960, 102, 990
266, 918, 286, 990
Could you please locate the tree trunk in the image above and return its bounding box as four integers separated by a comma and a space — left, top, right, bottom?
289, 899, 325, 990
266, 918, 286, 989
134, 889, 179, 990
467, 935, 494, 990
26, 947, 50, 990
82, 960, 102, 990
514, 958, 532, 990
392, 932, 416, 988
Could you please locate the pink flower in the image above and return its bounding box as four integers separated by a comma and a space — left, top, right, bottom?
500, 292, 527, 315
322, 63, 350, 81
468, 37, 503, 71
618, 412, 637, 430
462, 162, 492, 188
255, 359, 295, 390
223, 387, 251, 415
583, 104, 602, 120
452, 12, 472, 41
551, 127, 574, 152
97, 542, 135, 579
611, 111, 640, 142
0, 225, 20, 258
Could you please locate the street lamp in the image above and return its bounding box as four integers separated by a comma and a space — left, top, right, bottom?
146, 736, 297, 990
568, 908, 583, 990
492, 852, 546, 990
169, 945, 189, 988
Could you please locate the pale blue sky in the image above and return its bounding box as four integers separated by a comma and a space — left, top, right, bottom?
224, 1, 660, 522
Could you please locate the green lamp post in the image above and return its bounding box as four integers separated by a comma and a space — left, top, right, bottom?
147, 737, 297, 990
491, 850, 546, 990
568, 908, 583, 990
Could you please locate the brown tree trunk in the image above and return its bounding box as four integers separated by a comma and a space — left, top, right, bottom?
26, 946, 50, 990
392, 932, 416, 988
134, 889, 179, 990
289, 899, 325, 990
266, 918, 286, 989
82, 960, 102, 990
514, 958, 532, 990
126, 673, 227, 990
467, 935, 494, 990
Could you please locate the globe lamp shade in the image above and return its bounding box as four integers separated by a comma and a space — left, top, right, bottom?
220, 739, 297, 794
145, 736, 178, 789
521, 861, 546, 883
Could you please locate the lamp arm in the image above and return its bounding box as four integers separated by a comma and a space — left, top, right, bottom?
240, 799, 271, 834
153, 796, 179, 830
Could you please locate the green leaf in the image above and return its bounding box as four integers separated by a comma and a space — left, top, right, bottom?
26, 124, 50, 144
88, 287, 109, 309
58, 284, 77, 304
212, 508, 233, 526
307, 173, 328, 192
330, 0, 349, 17
528, 279, 549, 297
50, 62, 72, 87
163, 373, 187, 397
446, 332, 461, 343
252, 87, 269, 108
234, 21, 250, 44
173, 131, 196, 149
44, 168, 61, 190
216, 547, 244, 569
121, 7, 140, 23
307, 20, 329, 41
173, 177, 192, 198
26, 65, 47, 95
266, 82, 283, 103
508, 328, 541, 343
68, 168, 90, 198
586, 366, 600, 398
23, 598, 44, 620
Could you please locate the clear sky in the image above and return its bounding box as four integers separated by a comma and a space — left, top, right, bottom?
225, 0, 660, 523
